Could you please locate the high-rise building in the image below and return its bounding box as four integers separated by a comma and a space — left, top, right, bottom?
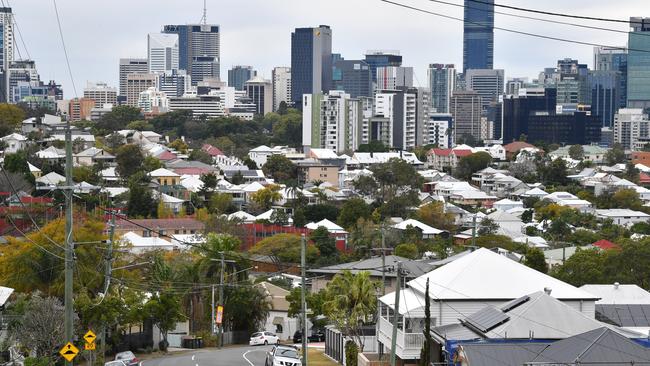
364, 51, 402, 84
68, 98, 96, 122
502, 88, 556, 143
465, 69, 504, 111
613, 108, 650, 150
428, 64, 456, 113
163, 24, 221, 84
0, 7, 14, 103
628, 17, 650, 109
527, 111, 602, 145
376, 66, 413, 90
451, 91, 482, 143
138, 87, 169, 114
125, 73, 158, 107
272, 67, 291, 112
302, 91, 364, 153
332, 59, 372, 98
588, 70, 621, 127
372, 87, 420, 150
8, 60, 39, 103
244, 76, 273, 116
554, 58, 590, 107
463, 0, 494, 72
147, 33, 179, 74
169, 94, 225, 118
119, 58, 148, 96
427, 113, 453, 148
290, 25, 332, 108
228, 65, 256, 91
594, 46, 627, 108
157, 69, 191, 98
83, 82, 117, 108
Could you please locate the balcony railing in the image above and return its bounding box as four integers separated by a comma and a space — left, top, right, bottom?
378, 316, 426, 352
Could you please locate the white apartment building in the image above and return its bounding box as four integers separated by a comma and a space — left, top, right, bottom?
147, 33, 179, 74
613, 108, 650, 150
374, 89, 418, 150
302, 91, 363, 153
125, 73, 158, 107
138, 87, 169, 113
272, 67, 291, 112
83, 82, 117, 108
427, 113, 452, 148
376, 66, 413, 90
168, 92, 225, 118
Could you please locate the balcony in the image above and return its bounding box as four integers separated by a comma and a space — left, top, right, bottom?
377, 316, 425, 360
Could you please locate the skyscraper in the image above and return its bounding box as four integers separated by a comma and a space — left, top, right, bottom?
332, 59, 372, 98
594, 46, 627, 108
147, 33, 179, 74
364, 51, 402, 84
451, 91, 482, 143
228, 65, 256, 91
8, 60, 39, 103
627, 17, 650, 109
244, 76, 273, 116
376, 66, 413, 90
463, 0, 494, 72
272, 67, 291, 112
428, 64, 456, 113
465, 69, 504, 111
502, 88, 557, 143
158, 69, 191, 98
588, 70, 621, 127
291, 25, 332, 108
163, 24, 221, 84
83, 82, 117, 108
0, 7, 14, 103
125, 73, 158, 107
119, 58, 148, 96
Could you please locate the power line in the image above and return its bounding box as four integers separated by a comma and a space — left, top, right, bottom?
52, 0, 78, 97
4, 0, 32, 60
465, 0, 636, 25
380, 0, 650, 53
422, 0, 645, 37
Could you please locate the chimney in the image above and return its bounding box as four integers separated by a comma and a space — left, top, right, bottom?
614, 282, 620, 289
544, 287, 552, 295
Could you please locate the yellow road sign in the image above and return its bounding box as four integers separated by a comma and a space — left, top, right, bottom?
84, 342, 96, 351
60, 342, 79, 362
83, 330, 97, 344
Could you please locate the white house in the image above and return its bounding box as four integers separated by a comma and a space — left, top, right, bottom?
493, 198, 524, 212
121, 231, 178, 253
256, 282, 303, 341
595, 209, 650, 226
0, 133, 28, 153
377, 248, 598, 361
393, 218, 445, 239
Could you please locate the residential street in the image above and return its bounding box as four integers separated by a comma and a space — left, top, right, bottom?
142, 345, 273, 366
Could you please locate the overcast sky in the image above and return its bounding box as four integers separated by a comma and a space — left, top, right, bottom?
11, 0, 645, 97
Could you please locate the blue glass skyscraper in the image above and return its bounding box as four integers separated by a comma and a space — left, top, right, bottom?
163, 24, 220, 84
364, 51, 402, 83
291, 25, 332, 108
628, 17, 650, 110
463, 0, 494, 72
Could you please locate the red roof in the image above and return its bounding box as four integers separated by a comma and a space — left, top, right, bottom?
592, 239, 619, 250
504, 141, 535, 153
156, 150, 178, 161
431, 148, 453, 157
640, 172, 650, 184
453, 149, 473, 157
202, 144, 224, 157
20, 196, 54, 204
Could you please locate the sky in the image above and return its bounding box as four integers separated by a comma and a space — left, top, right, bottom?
10, 0, 646, 97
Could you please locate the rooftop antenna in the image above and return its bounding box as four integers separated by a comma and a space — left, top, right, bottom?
200, 0, 207, 25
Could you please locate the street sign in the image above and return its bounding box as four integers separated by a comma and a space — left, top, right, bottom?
84, 342, 96, 351
59, 342, 79, 362
216, 305, 224, 325
83, 330, 97, 344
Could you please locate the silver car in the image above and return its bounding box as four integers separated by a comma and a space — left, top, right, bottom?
266, 345, 301, 366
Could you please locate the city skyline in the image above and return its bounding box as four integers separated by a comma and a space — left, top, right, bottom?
10, 0, 643, 96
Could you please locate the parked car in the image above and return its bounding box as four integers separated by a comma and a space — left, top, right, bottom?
292, 330, 325, 343
105, 361, 128, 366
114, 351, 141, 366
265, 345, 301, 366
249, 331, 280, 346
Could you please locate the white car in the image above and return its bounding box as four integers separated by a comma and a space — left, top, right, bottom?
249, 331, 280, 346
266, 345, 301, 366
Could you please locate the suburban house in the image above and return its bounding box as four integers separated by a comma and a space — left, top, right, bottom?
427, 148, 472, 171
376, 248, 599, 362
295, 160, 339, 186
0, 133, 28, 154
113, 218, 205, 238
149, 168, 181, 186
595, 209, 650, 226
581, 283, 650, 336
73, 147, 115, 167
256, 282, 302, 341
392, 218, 446, 239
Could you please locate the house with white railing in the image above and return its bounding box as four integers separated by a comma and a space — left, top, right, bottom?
376, 248, 599, 363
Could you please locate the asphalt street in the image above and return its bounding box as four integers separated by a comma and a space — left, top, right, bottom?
142, 345, 274, 366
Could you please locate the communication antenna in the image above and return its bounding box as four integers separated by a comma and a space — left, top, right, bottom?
200, 0, 207, 24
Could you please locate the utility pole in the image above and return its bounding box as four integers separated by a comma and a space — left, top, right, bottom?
218, 251, 225, 348
100, 212, 116, 363
381, 225, 386, 296
64, 123, 74, 366
389, 262, 402, 366
211, 285, 215, 335
471, 213, 477, 248
301, 234, 307, 366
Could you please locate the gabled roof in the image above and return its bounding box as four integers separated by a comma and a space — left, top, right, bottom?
36, 171, 66, 185
453, 149, 473, 157
0, 286, 14, 306
310, 255, 434, 281
407, 248, 598, 300
521, 187, 548, 197
393, 218, 444, 235
305, 218, 347, 233
1, 133, 27, 141
307, 148, 340, 160
581, 284, 650, 305
458, 343, 548, 366
155, 150, 178, 161
591, 239, 620, 250
202, 143, 224, 157
149, 168, 180, 177
531, 327, 650, 364
228, 211, 256, 222
504, 141, 535, 152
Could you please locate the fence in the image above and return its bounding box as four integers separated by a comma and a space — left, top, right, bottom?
222, 331, 250, 346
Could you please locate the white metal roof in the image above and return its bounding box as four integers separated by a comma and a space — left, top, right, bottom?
149, 168, 180, 177
0, 286, 14, 306
407, 248, 598, 300
305, 219, 347, 233
393, 218, 444, 235
581, 284, 650, 305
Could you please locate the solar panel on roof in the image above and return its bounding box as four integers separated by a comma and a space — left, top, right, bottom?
464, 306, 510, 333
501, 295, 530, 312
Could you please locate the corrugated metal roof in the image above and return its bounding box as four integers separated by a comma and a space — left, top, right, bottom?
461, 343, 547, 366
597, 304, 650, 327
464, 307, 510, 333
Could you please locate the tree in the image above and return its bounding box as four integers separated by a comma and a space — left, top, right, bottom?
605, 143, 626, 165
323, 271, 379, 351
310, 226, 338, 264
538, 158, 569, 186
419, 279, 432, 366
302, 203, 340, 223
353, 175, 378, 197
523, 247, 548, 273
230, 171, 245, 185
250, 234, 319, 264
370, 158, 423, 201
521, 209, 534, 223
262, 155, 298, 184
189, 149, 213, 164
624, 162, 640, 183
144, 292, 182, 351
250, 184, 282, 210
277, 101, 288, 115
95, 105, 142, 133
416, 201, 456, 232
0, 103, 26, 136
127, 173, 157, 218
150, 110, 193, 135
612, 188, 642, 210
143, 156, 163, 172
126, 120, 154, 131
168, 138, 189, 153
395, 243, 419, 259
337, 198, 372, 230
568, 145, 584, 160
356, 140, 389, 153
551, 248, 606, 286
115, 144, 144, 178
223, 283, 272, 334
454, 152, 492, 180
16, 294, 67, 359
209, 193, 233, 215
478, 217, 499, 236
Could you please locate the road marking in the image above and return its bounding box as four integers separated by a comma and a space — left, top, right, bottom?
242, 350, 255, 366
192, 355, 196, 361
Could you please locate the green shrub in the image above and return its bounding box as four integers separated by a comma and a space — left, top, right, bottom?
345, 341, 358, 366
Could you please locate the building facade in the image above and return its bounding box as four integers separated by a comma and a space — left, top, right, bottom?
527, 111, 602, 145
169, 94, 225, 118
157, 69, 191, 98
427, 113, 453, 148
588, 70, 621, 127
332, 59, 372, 98
68, 98, 96, 122
83, 82, 117, 108
8, 60, 39, 103
502, 88, 557, 143
463, 0, 494, 72
302, 91, 363, 153
147, 33, 179, 74
628, 17, 650, 109
451, 91, 482, 143
376, 66, 413, 90
428, 64, 456, 113
594, 46, 627, 108
290, 25, 332, 108
613, 108, 650, 150
0, 7, 14, 103
119, 58, 148, 96
228, 65, 256, 91
163, 24, 221, 84
125, 73, 158, 107
272, 67, 291, 112
373, 88, 419, 150
364, 51, 402, 85
465, 68, 504, 111
244, 76, 273, 116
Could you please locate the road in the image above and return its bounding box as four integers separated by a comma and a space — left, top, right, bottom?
142, 345, 274, 366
